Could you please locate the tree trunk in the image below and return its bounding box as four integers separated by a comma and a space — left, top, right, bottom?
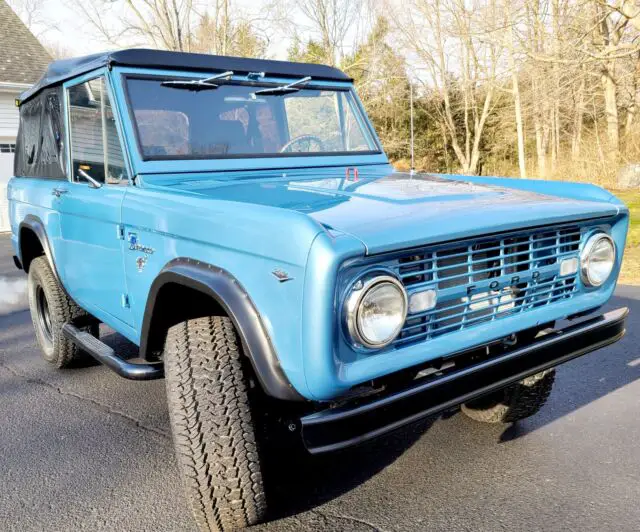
507, 4, 526, 178
601, 66, 620, 156
535, 118, 547, 178
551, 0, 560, 173
572, 70, 585, 158
624, 54, 640, 136
551, 107, 558, 172
513, 71, 527, 178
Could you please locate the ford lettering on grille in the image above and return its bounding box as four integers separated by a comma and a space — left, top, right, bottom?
391, 225, 583, 346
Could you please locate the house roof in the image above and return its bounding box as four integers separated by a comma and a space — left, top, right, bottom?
0, 0, 51, 86
19, 48, 352, 103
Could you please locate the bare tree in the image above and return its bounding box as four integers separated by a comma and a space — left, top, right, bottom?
274, 0, 363, 66
504, 1, 527, 178
8, 0, 45, 28
391, 0, 505, 175
70, 0, 196, 51
191, 2, 270, 57
7, 0, 59, 37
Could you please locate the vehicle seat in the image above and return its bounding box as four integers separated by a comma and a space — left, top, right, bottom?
192, 120, 250, 155
145, 145, 168, 157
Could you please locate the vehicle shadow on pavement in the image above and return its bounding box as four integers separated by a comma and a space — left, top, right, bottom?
498, 292, 640, 443
263, 415, 440, 521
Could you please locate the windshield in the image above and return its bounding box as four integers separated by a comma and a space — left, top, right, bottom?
124, 77, 379, 160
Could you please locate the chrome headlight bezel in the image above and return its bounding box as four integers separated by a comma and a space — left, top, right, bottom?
580, 232, 616, 287
344, 273, 408, 349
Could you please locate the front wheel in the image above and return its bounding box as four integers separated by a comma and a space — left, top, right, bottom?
165, 316, 267, 532
461, 369, 556, 423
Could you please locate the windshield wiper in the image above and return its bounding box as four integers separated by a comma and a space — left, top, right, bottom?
161, 71, 234, 90
252, 76, 312, 96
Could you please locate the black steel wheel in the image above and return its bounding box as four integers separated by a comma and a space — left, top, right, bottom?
27, 256, 97, 367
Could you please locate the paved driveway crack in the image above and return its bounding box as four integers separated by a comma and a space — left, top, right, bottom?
311, 509, 387, 531
0, 361, 170, 439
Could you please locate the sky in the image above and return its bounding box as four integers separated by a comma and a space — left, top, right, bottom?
11, 0, 317, 59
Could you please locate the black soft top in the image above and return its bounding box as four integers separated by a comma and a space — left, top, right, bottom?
19, 48, 351, 104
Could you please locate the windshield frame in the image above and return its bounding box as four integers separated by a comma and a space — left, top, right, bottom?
120, 71, 383, 163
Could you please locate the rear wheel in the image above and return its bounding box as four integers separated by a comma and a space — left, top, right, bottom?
461, 369, 556, 423
27, 256, 97, 367
165, 316, 267, 532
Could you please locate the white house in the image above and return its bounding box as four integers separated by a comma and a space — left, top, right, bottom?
0, 0, 50, 232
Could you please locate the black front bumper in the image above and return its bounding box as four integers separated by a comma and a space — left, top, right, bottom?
301, 307, 628, 454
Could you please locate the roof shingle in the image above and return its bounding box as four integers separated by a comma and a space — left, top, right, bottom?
0, 0, 51, 84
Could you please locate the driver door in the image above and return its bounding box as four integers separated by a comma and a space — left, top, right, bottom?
56, 74, 133, 326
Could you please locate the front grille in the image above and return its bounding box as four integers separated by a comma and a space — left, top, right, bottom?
392, 225, 583, 346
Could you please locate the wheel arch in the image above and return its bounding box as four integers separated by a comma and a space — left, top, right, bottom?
18, 215, 60, 281
140, 258, 304, 402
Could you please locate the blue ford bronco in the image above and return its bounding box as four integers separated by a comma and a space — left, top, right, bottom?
8, 49, 629, 530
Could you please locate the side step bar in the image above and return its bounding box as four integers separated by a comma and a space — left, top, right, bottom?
300, 307, 628, 454
62, 323, 164, 380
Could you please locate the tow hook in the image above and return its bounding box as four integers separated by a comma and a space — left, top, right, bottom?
503, 334, 518, 347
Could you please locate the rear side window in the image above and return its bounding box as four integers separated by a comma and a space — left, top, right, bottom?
14, 87, 66, 179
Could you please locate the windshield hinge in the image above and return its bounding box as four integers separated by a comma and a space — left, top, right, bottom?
117, 224, 125, 240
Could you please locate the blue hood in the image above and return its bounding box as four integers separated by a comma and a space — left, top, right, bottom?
147, 170, 623, 254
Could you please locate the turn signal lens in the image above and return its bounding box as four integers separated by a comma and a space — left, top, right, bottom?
409, 289, 437, 314
559, 257, 579, 277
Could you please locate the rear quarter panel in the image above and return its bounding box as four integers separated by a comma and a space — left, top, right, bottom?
8, 177, 63, 266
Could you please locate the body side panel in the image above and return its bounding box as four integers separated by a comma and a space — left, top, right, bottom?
9, 178, 65, 272
121, 186, 328, 398
143, 259, 303, 400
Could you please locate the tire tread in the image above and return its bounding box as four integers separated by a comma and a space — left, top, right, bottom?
165, 316, 266, 532
461, 369, 556, 423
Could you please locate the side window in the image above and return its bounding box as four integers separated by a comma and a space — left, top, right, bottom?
342, 95, 372, 151
68, 77, 128, 185
14, 87, 67, 179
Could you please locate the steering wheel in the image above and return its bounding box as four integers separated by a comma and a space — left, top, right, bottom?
280, 134, 325, 153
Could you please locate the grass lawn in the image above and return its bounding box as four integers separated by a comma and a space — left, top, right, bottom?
615, 190, 640, 285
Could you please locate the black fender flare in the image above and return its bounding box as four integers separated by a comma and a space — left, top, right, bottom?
140, 258, 304, 402
18, 214, 61, 282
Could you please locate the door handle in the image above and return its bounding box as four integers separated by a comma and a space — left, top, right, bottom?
52, 188, 69, 198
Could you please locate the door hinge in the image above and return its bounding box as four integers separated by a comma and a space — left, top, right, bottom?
117, 224, 125, 240
121, 294, 130, 309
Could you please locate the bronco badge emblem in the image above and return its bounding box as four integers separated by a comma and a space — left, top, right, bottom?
128, 233, 155, 254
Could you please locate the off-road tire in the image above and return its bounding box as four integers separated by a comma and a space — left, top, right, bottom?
27, 256, 96, 368
165, 316, 267, 532
461, 369, 556, 423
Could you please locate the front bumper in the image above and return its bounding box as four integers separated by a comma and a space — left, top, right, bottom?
301, 307, 628, 454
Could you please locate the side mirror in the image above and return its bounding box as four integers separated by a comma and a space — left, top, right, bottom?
78, 168, 103, 189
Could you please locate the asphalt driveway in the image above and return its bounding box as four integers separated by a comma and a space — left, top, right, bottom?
1, 233, 639, 531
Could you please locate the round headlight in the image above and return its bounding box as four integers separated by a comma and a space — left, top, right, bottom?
345, 275, 408, 349
581, 233, 616, 287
